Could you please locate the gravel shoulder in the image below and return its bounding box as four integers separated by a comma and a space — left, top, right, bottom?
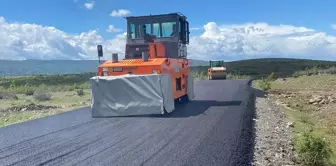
252, 89, 297, 166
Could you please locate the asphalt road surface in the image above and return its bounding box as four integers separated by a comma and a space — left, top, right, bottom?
0, 79, 256, 166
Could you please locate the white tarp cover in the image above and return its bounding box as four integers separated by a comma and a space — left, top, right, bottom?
90, 74, 175, 117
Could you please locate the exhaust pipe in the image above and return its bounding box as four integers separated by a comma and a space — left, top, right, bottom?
142, 52, 149, 62
112, 53, 118, 63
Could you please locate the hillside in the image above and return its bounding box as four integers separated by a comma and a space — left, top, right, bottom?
1, 58, 335, 78
192, 58, 336, 79
227, 58, 336, 78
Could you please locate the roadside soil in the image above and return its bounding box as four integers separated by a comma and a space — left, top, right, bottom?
252, 75, 336, 165
252, 88, 298, 166
271, 75, 336, 164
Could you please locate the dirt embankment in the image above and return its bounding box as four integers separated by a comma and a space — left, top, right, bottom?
252, 90, 297, 166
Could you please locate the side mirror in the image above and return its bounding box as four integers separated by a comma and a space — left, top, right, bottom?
97, 45, 103, 57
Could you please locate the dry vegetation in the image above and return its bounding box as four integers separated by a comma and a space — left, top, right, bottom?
0, 74, 93, 127
254, 73, 336, 165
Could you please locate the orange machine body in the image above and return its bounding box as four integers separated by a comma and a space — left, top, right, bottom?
97, 43, 190, 100
207, 68, 225, 75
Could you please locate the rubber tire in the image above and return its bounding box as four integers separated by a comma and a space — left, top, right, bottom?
180, 94, 189, 104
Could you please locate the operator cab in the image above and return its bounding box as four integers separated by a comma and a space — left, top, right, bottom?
210, 60, 225, 68
125, 13, 190, 59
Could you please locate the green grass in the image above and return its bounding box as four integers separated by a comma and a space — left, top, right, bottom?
271, 75, 336, 90
0, 73, 95, 88
0, 90, 91, 127
0, 90, 91, 109
283, 106, 335, 165
0, 73, 92, 127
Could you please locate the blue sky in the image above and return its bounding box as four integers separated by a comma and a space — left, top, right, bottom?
1, 0, 335, 36
0, 0, 336, 60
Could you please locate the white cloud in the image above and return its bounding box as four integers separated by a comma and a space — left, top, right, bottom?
332, 24, 336, 30
0, 16, 125, 60
84, 1, 94, 9
189, 22, 336, 61
110, 9, 131, 17
106, 25, 122, 33
0, 16, 336, 61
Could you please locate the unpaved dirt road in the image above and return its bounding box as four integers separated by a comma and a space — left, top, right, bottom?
0, 79, 255, 166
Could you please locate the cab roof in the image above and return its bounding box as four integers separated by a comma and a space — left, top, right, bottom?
125, 12, 187, 21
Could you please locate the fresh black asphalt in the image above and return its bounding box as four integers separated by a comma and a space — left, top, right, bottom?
0, 79, 256, 166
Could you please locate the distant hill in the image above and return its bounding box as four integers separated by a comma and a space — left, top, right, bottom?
1, 58, 335, 78
192, 58, 336, 78
229, 58, 336, 78
0, 59, 208, 76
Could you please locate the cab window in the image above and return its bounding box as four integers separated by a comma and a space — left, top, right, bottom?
211, 61, 223, 67
144, 24, 151, 34
161, 22, 176, 37
138, 24, 151, 37
153, 23, 160, 37
130, 23, 136, 39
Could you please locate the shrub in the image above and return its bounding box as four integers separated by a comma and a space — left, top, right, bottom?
37, 84, 48, 91
76, 89, 85, 96
66, 85, 75, 91
9, 80, 16, 89
0, 90, 18, 100
191, 71, 208, 80
310, 66, 319, 75
293, 72, 300, 78
227, 73, 251, 79
258, 78, 271, 92
292, 66, 336, 77
320, 67, 336, 75
297, 132, 333, 166
266, 72, 276, 81
257, 72, 275, 92
73, 83, 81, 89
33, 92, 52, 101
24, 89, 35, 96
